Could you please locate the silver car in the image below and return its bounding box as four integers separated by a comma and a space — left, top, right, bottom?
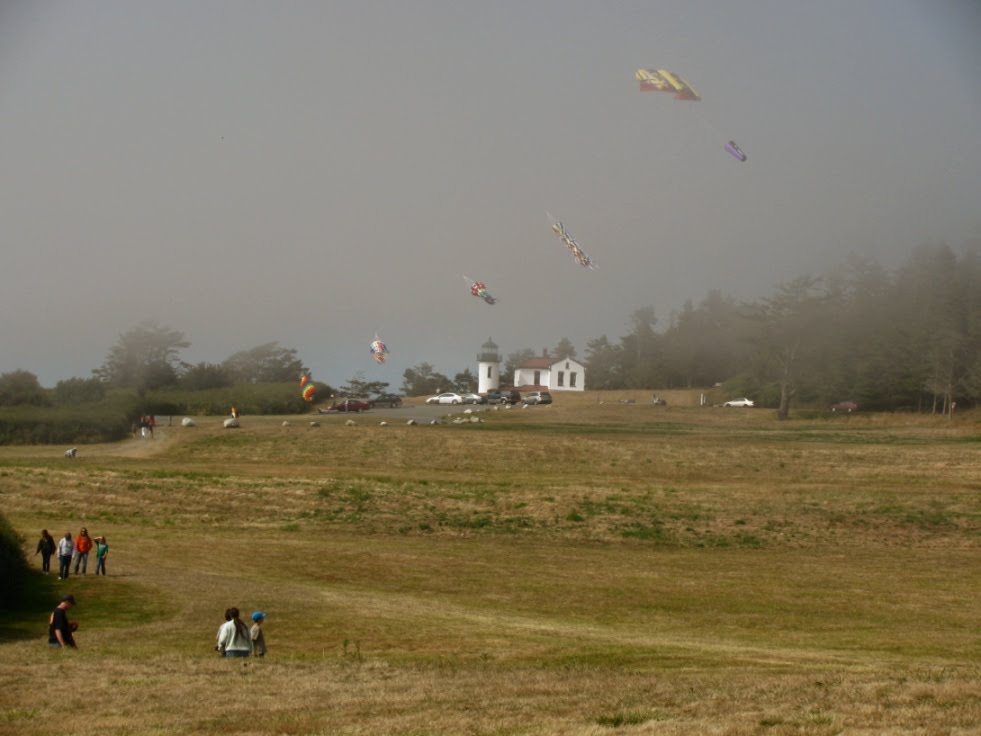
426, 392, 464, 405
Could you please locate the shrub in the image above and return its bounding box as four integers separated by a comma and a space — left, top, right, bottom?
0, 513, 29, 609
0, 405, 131, 445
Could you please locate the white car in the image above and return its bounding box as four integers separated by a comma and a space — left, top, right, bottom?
723, 398, 755, 407
426, 392, 464, 405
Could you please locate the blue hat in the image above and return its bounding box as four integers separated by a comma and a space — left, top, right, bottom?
251, 611, 267, 622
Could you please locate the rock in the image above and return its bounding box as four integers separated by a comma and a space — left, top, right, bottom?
345, 419, 356, 426
470, 416, 481, 423
282, 421, 290, 427
379, 421, 388, 426
309, 421, 320, 427
463, 408, 473, 414
406, 419, 417, 426
181, 417, 196, 427
223, 418, 240, 428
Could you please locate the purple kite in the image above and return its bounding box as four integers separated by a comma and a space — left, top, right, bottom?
725, 140, 747, 162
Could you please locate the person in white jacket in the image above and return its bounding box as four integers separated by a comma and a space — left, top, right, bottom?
216, 607, 253, 658
57, 532, 74, 580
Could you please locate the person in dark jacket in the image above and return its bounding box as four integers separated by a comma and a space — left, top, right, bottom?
49, 595, 78, 649
35, 530, 56, 574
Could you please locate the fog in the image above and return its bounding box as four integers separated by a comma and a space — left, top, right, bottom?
2, 1, 980, 388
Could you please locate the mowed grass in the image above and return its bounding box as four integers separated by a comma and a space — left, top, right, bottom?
1, 396, 979, 735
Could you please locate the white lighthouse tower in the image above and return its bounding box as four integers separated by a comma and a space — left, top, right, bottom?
477, 338, 501, 395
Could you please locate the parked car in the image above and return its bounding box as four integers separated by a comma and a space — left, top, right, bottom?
831, 401, 858, 412
483, 390, 521, 405
426, 392, 464, 405
523, 391, 553, 405
723, 398, 755, 408
370, 393, 403, 408
460, 392, 486, 404
319, 398, 371, 413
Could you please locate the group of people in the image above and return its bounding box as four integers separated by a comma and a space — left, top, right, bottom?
134, 415, 156, 438
215, 607, 268, 657
36, 528, 109, 578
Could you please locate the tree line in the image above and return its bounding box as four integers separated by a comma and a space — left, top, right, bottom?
578, 242, 981, 415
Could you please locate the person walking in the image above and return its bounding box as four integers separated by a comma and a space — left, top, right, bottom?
73, 528, 93, 575
250, 612, 268, 657
94, 536, 109, 575
35, 530, 56, 574
57, 532, 74, 580
48, 594, 78, 649
216, 607, 253, 658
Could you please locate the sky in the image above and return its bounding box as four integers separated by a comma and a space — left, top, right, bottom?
2, 0, 980, 389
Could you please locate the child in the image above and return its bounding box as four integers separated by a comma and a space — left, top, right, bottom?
94, 536, 109, 575
250, 612, 268, 657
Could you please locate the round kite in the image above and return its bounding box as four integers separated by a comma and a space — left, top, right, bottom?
464, 275, 497, 305
370, 337, 389, 364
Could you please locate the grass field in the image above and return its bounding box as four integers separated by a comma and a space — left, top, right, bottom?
1, 393, 979, 735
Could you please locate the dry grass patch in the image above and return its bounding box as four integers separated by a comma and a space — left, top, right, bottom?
1, 406, 979, 734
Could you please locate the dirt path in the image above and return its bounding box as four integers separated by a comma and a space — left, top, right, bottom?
0, 420, 190, 461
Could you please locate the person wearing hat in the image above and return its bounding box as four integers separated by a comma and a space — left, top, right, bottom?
250, 612, 268, 657
48, 595, 78, 649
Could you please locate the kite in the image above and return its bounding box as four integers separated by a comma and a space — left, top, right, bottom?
636, 68, 747, 161
299, 371, 317, 402
724, 140, 747, 162
548, 214, 595, 270
370, 336, 389, 364
464, 275, 497, 305
635, 69, 700, 101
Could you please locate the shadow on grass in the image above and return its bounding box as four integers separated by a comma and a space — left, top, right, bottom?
0, 571, 172, 645
0, 571, 61, 643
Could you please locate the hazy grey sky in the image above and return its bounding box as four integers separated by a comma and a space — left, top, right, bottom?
3, 1, 980, 388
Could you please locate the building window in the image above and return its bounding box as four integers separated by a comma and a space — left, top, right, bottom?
565, 362, 570, 369
570, 372, 577, 387
533, 370, 541, 385
557, 371, 565, 387
487, 365, 492, 378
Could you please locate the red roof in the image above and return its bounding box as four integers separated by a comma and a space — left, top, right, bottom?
517, 356, 554, 369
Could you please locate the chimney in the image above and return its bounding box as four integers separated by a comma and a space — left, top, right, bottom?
542, 347, 548, 358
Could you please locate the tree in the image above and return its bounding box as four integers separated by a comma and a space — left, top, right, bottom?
340, 371, 389, 397
94, 322, 189, 390
453, 368, 477, 393
401, 363, 452, 396
54, 377, 106, 403
222, 342, 306, 384
619, 306, 662, 388
502, 349, 535, 386
552, 337, 577, 360
178, 362, 233, 391
745, 276, 831, 419
0, 370, 49, 406
583, 336, 622, 390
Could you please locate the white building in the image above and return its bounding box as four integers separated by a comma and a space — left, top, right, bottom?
477, 338, 501, 394
477, 340, 586, 393
512, 350, 585, 392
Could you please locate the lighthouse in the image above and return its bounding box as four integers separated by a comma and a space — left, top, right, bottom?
477, 338, 501, 394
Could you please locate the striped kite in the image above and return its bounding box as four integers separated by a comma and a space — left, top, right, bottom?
548, 214, 595, 270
